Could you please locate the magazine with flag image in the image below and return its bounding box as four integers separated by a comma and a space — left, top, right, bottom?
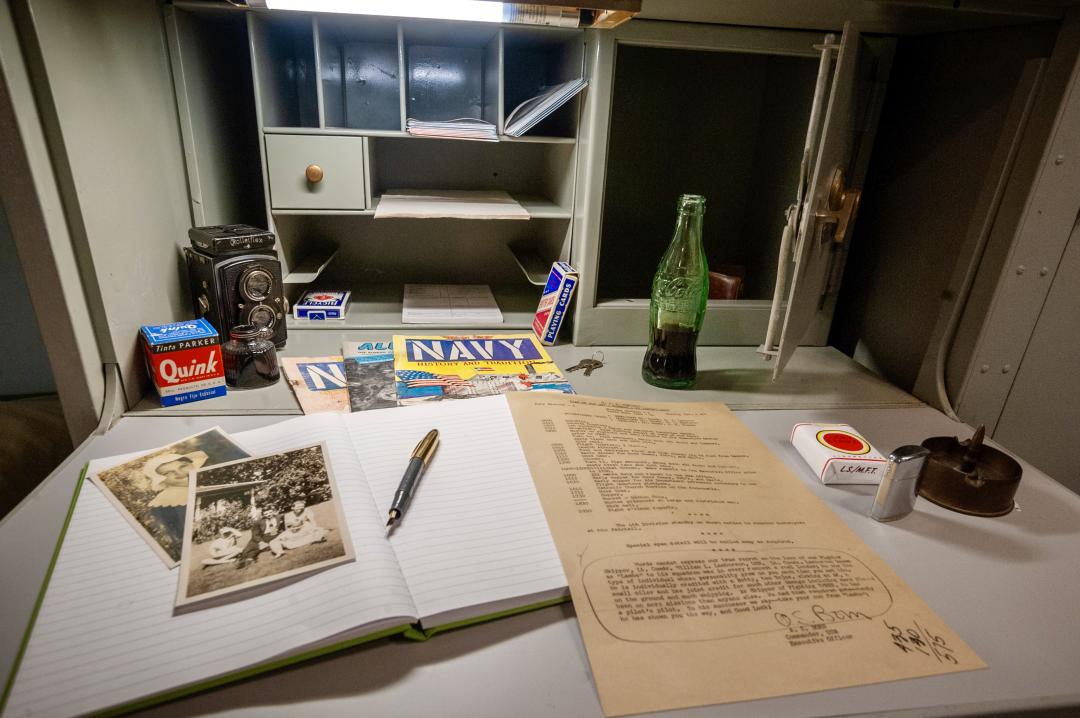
393, 334, 574, 405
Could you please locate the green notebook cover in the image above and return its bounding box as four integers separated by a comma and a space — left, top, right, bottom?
1, 463, 570, 717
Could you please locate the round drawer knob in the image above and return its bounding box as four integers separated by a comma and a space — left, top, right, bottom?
305, 164, 324, 183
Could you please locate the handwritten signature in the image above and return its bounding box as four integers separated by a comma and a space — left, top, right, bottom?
773, 604, 871, 628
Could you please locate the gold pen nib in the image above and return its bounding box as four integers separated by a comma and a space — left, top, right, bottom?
386, 508, 400, 528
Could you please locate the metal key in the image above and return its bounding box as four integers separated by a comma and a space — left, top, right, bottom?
566, 352, 605, 377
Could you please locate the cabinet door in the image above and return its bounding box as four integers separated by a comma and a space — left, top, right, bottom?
763, 23, 863, 379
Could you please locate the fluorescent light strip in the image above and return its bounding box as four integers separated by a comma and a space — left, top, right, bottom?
261, 0, 506, 23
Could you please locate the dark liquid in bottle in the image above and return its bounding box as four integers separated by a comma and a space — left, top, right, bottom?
642, 325, 699, 388
224, 347, 279, 389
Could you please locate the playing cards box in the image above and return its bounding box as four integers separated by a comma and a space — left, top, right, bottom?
294, 290, 351, 320
532, 262, 577, 345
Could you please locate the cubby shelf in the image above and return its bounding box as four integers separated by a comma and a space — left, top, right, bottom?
285, 283, 540, 330
271, 194, 570, 219
262, 127, 577, 144
251, 13, 581, 326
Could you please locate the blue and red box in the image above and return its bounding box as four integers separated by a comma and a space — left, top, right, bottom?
139, 318, 226, 406
532, 262, 578, 346
294, 290, 351, 320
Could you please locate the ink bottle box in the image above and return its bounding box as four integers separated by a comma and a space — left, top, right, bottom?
139, 318, 226, 406
790, 423, 887, 485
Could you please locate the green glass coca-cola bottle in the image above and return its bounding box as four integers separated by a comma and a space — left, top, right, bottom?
641, 194, 708, 389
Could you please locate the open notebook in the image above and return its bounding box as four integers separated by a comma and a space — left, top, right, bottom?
2, 396, 567, 718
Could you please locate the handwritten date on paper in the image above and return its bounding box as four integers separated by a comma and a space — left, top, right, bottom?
884, 618, 960, 664
581, 547, 892, 642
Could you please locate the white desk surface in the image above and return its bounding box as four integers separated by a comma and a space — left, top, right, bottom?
129, 342, 922, 415
4, 353, 1080, 717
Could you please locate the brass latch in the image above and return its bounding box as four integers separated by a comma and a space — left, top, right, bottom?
814, 166, 861, 244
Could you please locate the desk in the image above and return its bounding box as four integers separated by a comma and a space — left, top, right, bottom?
3, 350, 1080, 717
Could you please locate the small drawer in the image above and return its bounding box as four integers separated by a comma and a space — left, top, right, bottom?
265, 134, 367, 210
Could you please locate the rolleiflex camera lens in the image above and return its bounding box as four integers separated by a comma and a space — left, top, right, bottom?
247, 304, 277, 330
240, 267, 273, 301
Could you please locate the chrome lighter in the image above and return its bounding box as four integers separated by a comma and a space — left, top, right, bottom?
870, 445, 931, 522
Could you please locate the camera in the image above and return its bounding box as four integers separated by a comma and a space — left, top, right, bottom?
184, 225, 288, 348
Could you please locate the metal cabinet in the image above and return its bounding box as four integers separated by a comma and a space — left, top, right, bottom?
1, 0, 1075, 430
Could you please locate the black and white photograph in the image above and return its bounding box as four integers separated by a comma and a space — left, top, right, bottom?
175, 443, 354, 608
345, 355, 397, 411
89, 429, 251, 568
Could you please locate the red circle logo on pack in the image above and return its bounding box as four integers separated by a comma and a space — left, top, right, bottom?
790, 423, 885, 485
816, 429, 871, 455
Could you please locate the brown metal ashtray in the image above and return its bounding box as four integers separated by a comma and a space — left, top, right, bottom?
919, 426, 1023, 517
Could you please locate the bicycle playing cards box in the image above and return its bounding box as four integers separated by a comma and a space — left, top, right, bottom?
532, 262, 577, 345
294, 290, 351, 320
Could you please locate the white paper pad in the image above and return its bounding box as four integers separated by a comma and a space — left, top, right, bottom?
405, 117, 497, 141
402, 284, 504, 324
375, 189, 530, 220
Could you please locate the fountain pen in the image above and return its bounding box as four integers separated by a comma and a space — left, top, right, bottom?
386, 429, 440, 531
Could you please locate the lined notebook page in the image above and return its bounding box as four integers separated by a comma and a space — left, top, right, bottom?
345, 395, 567, 624
5, 414, 415, 718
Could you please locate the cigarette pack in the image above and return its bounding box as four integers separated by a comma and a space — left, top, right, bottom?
294, 290, 351, 320
789, 423, 887, 485
139, 318, 226, 407
532, 262, 578, 345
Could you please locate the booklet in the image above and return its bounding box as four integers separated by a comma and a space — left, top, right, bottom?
341, 340, 397, 411
504, 78, 587, 137
3, 397, 567, 718
393, 333, 575, 404
280, 356, 349, 414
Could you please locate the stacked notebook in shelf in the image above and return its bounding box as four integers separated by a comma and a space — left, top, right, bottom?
504, 78, 588, 137
405, 117, 498, 141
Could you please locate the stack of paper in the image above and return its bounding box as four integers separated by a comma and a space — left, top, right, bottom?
402, 284, 504, 325
374, 190, 530, 220
504, 79, 588, 137
405, 117, 497, 141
